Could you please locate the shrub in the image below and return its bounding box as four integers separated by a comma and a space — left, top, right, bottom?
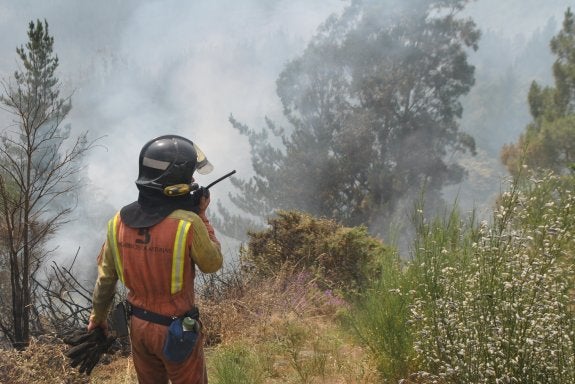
348, 245, 415, 382
408, 172, 575, 383
241, 210, 386, 294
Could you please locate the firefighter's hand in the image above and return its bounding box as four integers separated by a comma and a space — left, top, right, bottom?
198, 193, 210, 215
87, 319, 108, 334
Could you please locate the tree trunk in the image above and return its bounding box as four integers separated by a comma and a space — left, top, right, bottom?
10, 250, 28, 349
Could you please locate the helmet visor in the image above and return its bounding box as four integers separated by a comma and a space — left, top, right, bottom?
193, 143, 214, 175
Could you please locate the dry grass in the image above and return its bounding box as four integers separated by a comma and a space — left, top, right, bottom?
198, 267, 380, 383
0, 335, 137, 383
0, 270, 378, 384
0, 335, 89, 384
199, 267, 347, 346
90, 356, 138, 384
0, 210, 385, 383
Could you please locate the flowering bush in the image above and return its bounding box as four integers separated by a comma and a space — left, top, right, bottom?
409, 172, 575, 383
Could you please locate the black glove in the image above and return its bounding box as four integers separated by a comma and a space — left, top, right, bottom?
64, 327, 116, 375
190, 186, 209, 206
63, 327, 101, 345
78, 335, 116, 375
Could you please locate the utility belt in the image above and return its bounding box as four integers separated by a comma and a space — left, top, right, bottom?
131, 303, 202, 363
128, 302, 200, 326
110, 301, 201, 363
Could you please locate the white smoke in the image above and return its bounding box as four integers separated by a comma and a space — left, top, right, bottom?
0, 0, 348, 264
0, 0, 570, 265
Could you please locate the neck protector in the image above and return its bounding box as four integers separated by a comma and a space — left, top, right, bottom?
120, 188, 199, 228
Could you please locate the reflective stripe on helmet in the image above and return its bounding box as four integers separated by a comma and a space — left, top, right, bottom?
171, 220, 191, 294
142, 156, 170, 170
107, 213, 125, 284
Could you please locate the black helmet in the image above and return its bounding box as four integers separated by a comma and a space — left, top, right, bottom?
135, 135, 212, 191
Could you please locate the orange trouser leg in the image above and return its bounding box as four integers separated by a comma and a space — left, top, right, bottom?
130, 316, 208, 384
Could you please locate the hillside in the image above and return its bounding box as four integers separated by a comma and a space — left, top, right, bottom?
1, 211, 384, 384
1, 172, 574, 383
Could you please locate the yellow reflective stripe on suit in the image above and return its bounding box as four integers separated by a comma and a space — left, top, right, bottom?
171, 220, 191, 294
107, 213, 125, 284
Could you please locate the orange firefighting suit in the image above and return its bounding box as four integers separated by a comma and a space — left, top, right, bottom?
90, 209, 223, 384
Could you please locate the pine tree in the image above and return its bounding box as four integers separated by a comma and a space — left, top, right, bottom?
502, 8, 575, 177
0, 20, 94, 349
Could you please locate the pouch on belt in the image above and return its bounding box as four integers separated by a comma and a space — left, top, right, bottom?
163, 317, 199, 363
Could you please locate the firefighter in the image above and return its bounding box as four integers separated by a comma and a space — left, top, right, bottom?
87, 135, 223, 384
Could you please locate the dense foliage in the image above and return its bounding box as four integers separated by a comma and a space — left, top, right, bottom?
502, 8, 575, 176
220, 0, 479, 239
353, 171, 575, 383
240, 210, 387, 294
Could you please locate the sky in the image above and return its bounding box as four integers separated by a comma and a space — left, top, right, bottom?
0, 0, 571, 266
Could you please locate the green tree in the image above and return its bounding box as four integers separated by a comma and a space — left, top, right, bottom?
220, 0, 479, 238
502, 8, 575, 177
0, 20, 94, 349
